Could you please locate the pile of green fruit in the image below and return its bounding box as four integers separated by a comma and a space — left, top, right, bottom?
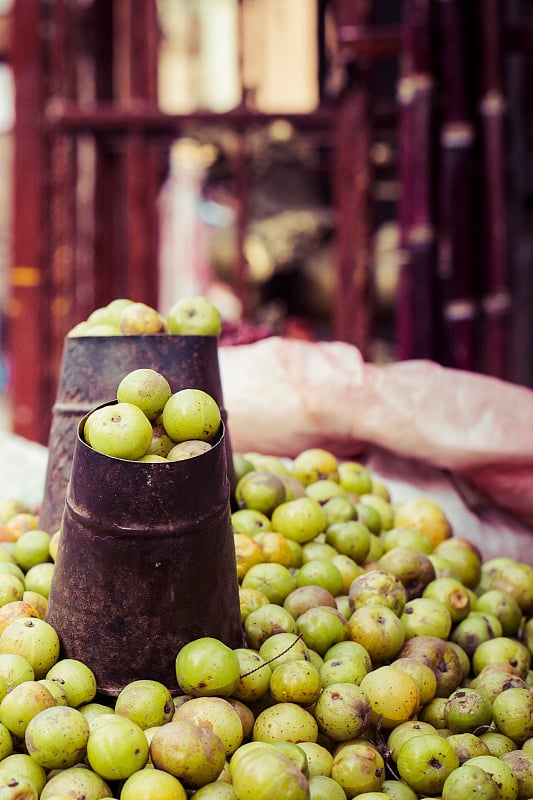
82, 369, 222, 463
0, 446, 531, 800
67, 295, 222, 337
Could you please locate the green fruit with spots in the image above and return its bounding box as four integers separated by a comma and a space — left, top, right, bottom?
400, 597, 452, 640
252, 702, 318, 744
232, 648, 272, 704
396, 733, 459, 796
291, 449, 339, 486
271, 498, 326, 544
269, 660, 322, 706
305, 480, 346, 504
175, 637, 240, 698
46, 658, 97, 708
0, 680, 56, 738
399, 635, 463, 698
119, 767, 187, 800
296, 607, 349, 656
381, 779, 418, 800
258, 632, 309, 668
348, 605, 406, 665
297, 561, 344, 598
337, 462, 372, 495
472, 637, 531, 679
479, 730, 516, 757
0, 653, 34, 690
441, 763, 500, 800
242, 563, 297, 605
387, 720, 438, 762
492, 687, 533, 744
150, 719, 226, 789
0, 755, 45, 796
319, 652, 369, 688
190, 781, 237, 799
423, 577, 471, 623
0, 618, 60, 679
25, 706, 90, 770
469, 667, 527, 704
466, 755, 519, 800
115, 679, 174, 729
446, 732, 491, 763
348, 570, 407, 616
231, 509, 272, 536
244, 603, 298, 650
230, 741, 309, 800
489, 561, 533, 615
378, 547, 436, 599
13, 531, 51, 571
450, 611, 503, 656
474, 590, 523, 637
313, 682, 372, 741
433, 537, 482, 589
235, 471, 287, 517
331, 741, 385, 798
117, 368, 172, 421
323, 497, 357, 527
284, 586, 337, 620
0, 769, 38, 800
444, 688, 493, 734
166, 296, 222, 336
162, 389, 221, 444
501, 750, 533, 800
39, 764, 112, 799
173, 696, 244, 757
84, 402, 153, 460
0, 723, 11, 761
308, 774, 347, 800
325, 522, 371, 565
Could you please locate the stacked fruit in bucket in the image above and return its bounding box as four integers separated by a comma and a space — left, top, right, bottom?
0, 301, 530, 798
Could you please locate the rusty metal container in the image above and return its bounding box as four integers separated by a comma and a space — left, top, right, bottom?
39, 334, 235, 534
45, 406, 243, 696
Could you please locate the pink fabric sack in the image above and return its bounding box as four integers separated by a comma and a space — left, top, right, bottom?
219, 337, 533, 564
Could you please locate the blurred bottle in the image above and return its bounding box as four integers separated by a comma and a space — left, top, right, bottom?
157, 139, 214, 317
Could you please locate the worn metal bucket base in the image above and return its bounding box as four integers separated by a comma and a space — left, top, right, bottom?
45, 414, 243, 696
40, 334, 235, 534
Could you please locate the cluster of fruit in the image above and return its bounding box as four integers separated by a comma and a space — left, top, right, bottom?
82, 369, 222, 462
0, 447, 531, 799
67, 296, 222, 338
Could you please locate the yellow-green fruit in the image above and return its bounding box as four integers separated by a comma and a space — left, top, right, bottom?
117, 368, 172, 421
119, 767, 187, 800
84, 402, 153, 460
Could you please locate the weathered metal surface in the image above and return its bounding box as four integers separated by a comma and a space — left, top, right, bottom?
45, 410, 243, 696
39, 333, 236, 534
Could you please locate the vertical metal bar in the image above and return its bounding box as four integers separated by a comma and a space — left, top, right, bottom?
396, 0, 436, 360
8, 0, 50, 442
333, 80, 371, 349
233, 132, 249, 317
332, 0, 373, 351
480, 0, 510, 378
48, 0, 78, 410
506, 0, 533, 386
436, 0, 477, 370
119, 0, 160, 307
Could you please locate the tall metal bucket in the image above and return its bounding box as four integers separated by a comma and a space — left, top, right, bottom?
45, 406, 243, 696
39, 334, 235, 534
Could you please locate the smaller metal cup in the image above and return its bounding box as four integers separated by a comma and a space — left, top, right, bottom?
45, 404, 243, 696
40, 333, 235, 534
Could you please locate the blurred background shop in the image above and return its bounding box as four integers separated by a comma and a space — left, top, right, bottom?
1, 0, 533, 444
